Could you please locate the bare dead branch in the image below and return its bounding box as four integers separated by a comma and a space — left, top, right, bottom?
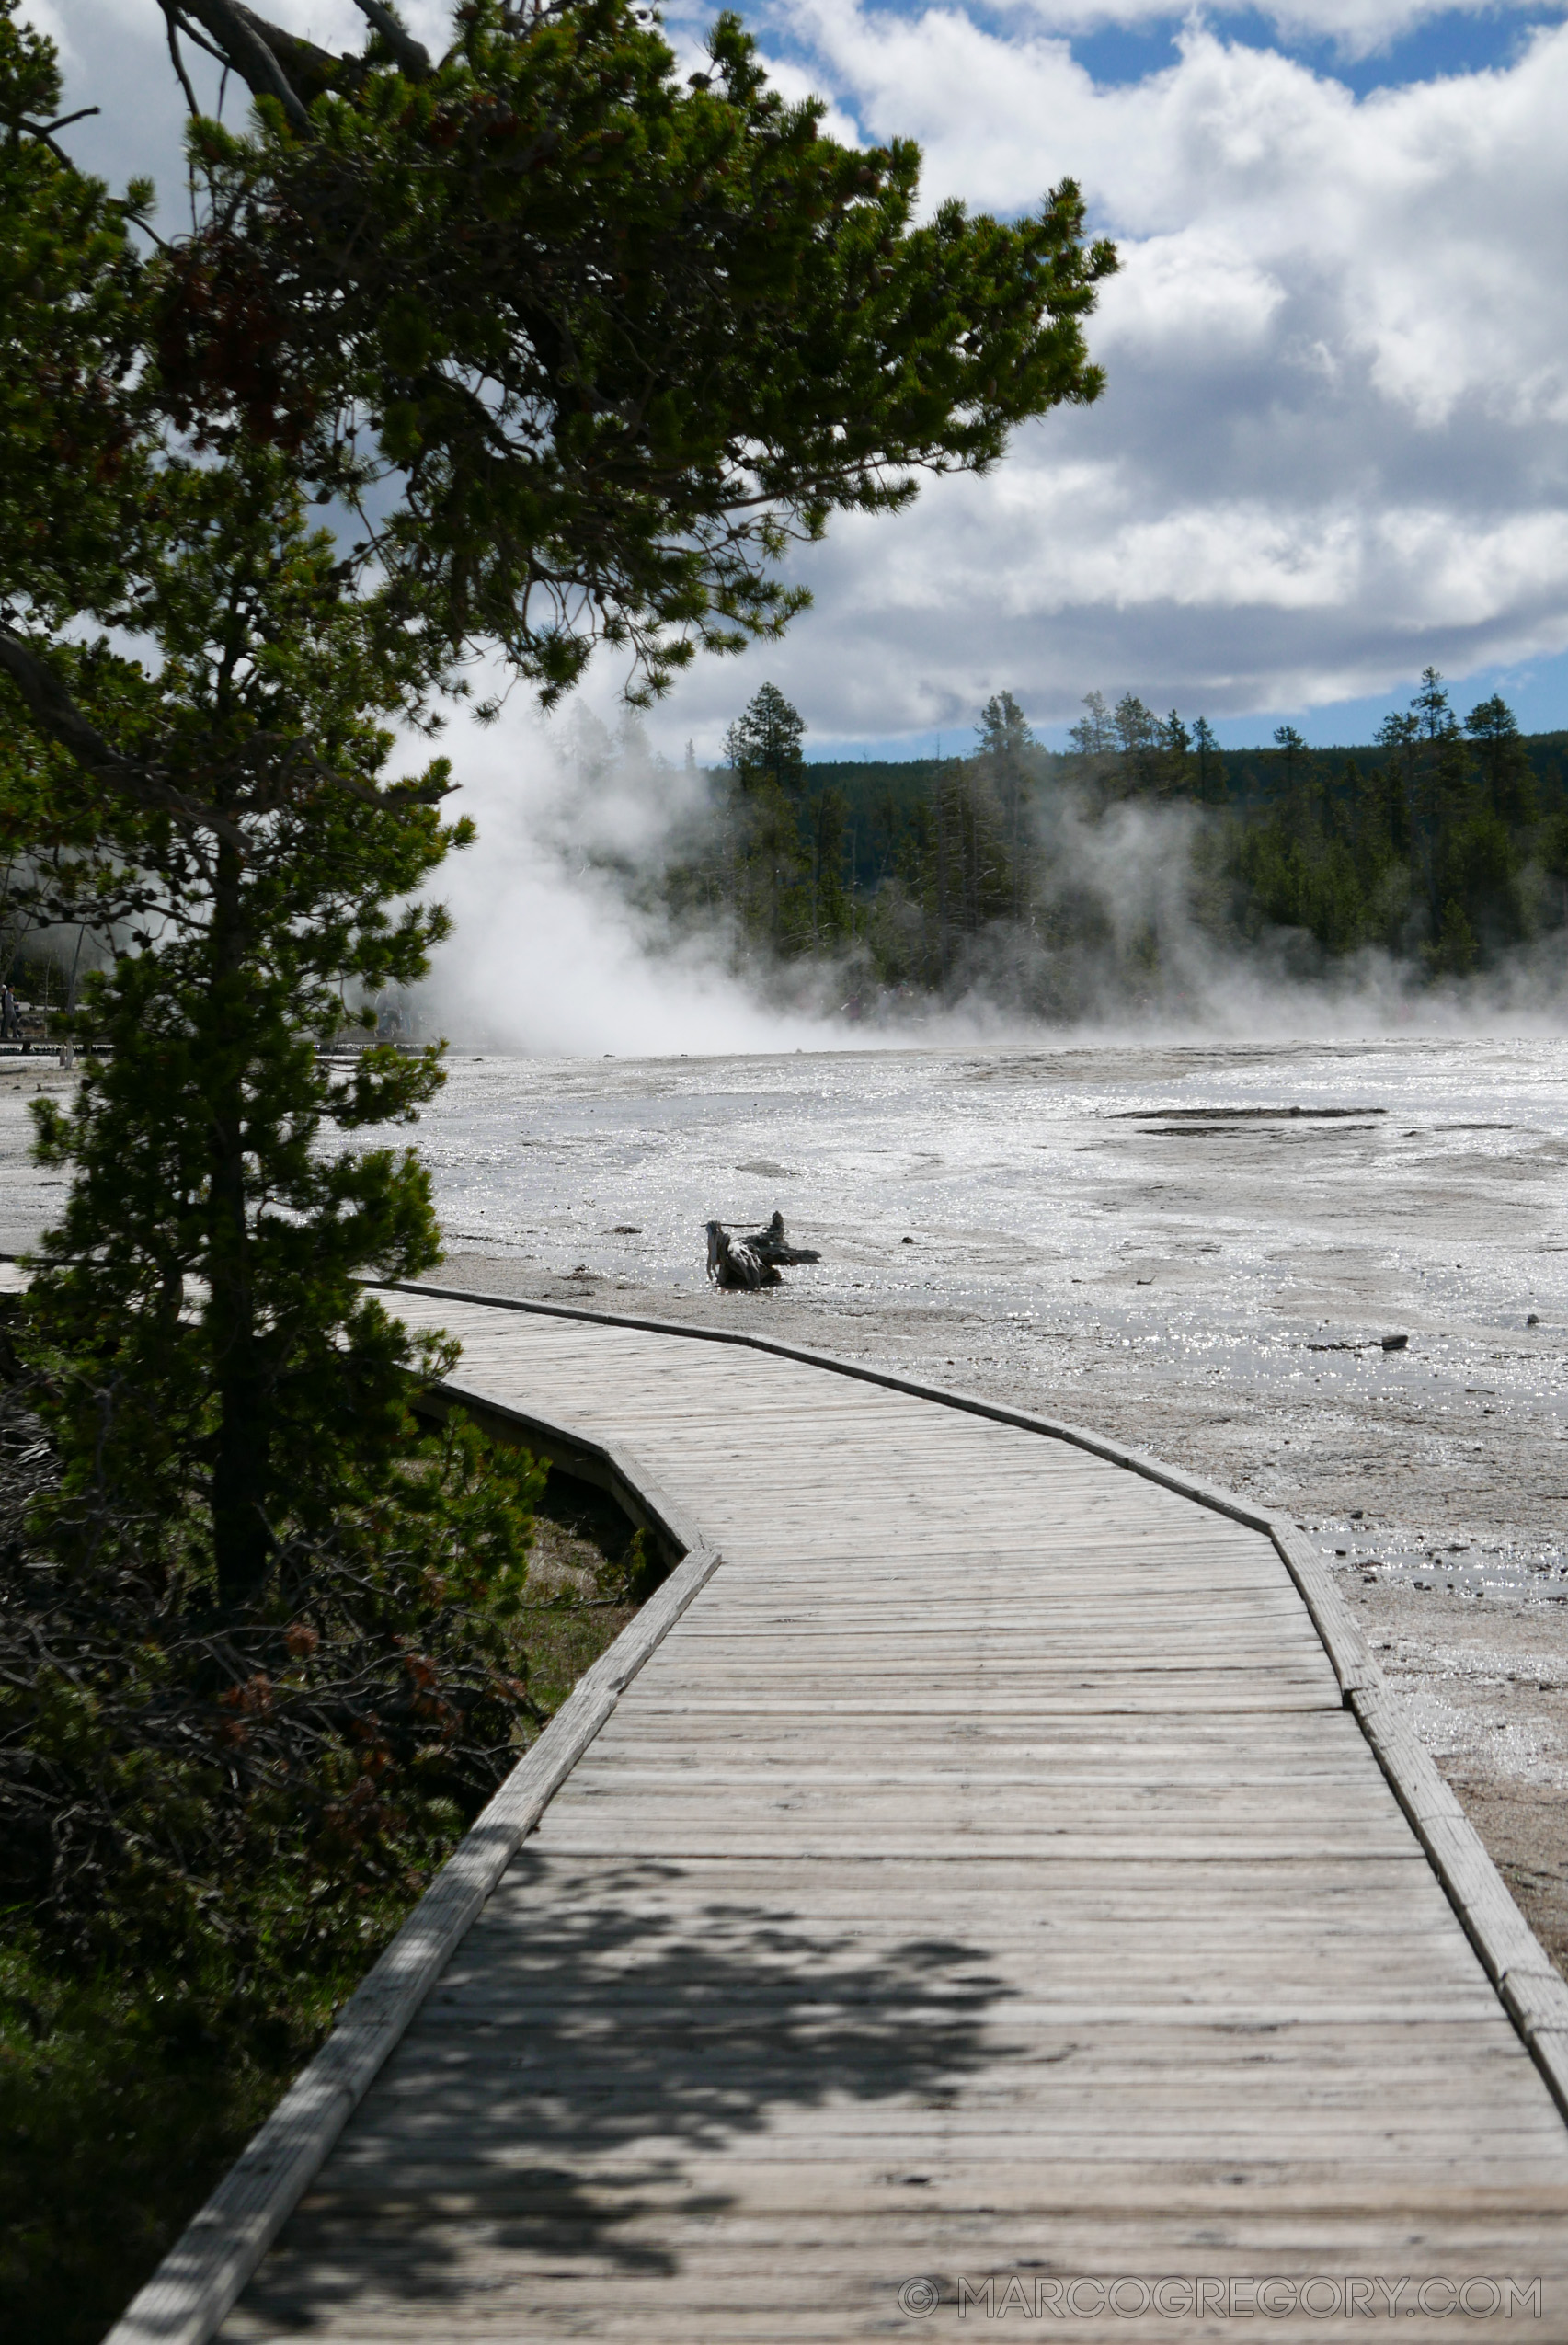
345, 0, 431, 80
170, 0, 312, 132
6, 106, 102, 163
26, 106, 102, 136
162, 7, 203, 124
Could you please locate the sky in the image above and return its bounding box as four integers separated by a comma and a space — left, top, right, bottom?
30, 0, 1568, 760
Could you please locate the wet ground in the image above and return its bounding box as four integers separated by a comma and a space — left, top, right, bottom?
4, 1035, 1566, 1966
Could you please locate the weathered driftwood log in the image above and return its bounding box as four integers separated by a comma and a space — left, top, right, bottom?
704, 1221, 781, 1291
739, 1210, 821, 1266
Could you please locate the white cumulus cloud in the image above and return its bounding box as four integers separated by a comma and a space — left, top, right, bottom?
638, 5, 1568, 748
33, 0, 1568, 746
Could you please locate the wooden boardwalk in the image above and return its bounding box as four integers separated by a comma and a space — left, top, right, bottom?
123, 1293, 1568, 2342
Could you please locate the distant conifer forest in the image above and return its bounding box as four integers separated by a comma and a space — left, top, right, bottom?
566, 670, 1568, 1019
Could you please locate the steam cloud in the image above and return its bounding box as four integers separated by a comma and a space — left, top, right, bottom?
418, 704, 854, 1056
417, 704, 1568, 1054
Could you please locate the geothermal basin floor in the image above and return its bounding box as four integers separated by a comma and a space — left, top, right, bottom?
153, 1294, 1568, 2343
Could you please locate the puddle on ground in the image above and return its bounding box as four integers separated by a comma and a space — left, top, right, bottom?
1332, 1542, 1568, 1602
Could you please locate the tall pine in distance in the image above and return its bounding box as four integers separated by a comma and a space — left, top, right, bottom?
726, 681, 807, 795
639, 667, 1568, 1012
705, 683, 854, 958
978, 691, 1036, 920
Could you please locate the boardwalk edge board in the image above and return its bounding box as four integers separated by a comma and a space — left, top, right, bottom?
101, 1438, 726, 2345
383, 1280, 1568, 2120
415, 1379, 707, 1574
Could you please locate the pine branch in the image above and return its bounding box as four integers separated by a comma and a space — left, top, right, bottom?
4, 103, 102, 162
0, 626, 248, 850
0, 627, 448, 839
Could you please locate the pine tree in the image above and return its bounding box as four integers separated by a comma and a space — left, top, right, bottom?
1374, 707, 1417, 860
1068, 691, 1115, 758
1113, 693, 1162, 794
1413, 666, 1450, 742
0, 440, 546, 2316
1273, 724, 1307, 784
727, 681, 807, 795
8, 448, 476, 1604
1436, 806, 1522, 955
1466, 694, 1537, 826
1427, 898, 1479, 977
1162, 711, 1195, 798
810, 785, 852, 947
918, 760, 1013, 983
1541, 808, 1568, 924
977, 691, 1035, 916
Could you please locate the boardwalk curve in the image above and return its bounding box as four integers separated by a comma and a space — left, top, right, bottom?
110, 1289, 1568, 2344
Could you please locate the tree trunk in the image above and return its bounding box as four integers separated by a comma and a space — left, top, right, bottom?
206, 843, 271, 1607
933, 781, 951, 983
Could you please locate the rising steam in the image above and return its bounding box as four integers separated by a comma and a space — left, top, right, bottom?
416, 704, 1568, 1053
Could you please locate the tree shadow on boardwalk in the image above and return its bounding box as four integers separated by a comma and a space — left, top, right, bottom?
229, 1849, 1021, 2332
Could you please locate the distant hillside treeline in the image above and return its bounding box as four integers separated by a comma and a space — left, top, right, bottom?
584, 674, 1568, 1016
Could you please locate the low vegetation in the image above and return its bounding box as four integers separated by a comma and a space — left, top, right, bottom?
0, 1348, 647, 2345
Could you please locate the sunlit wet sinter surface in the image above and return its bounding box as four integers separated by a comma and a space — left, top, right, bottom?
406, 1035, 1568, 1311
395, 1035, 1566, 1440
